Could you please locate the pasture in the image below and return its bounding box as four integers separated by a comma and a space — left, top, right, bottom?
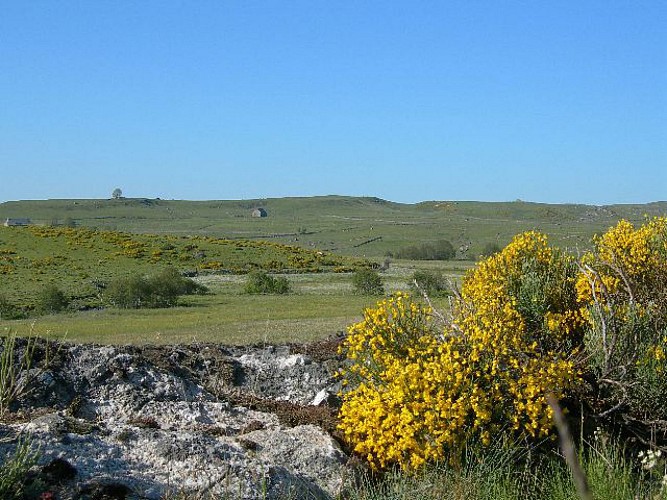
0, 196, 664, 346
2, 196, 666, 259
0, 220, 466, 344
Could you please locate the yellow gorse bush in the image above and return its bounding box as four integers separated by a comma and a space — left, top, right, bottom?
339, 218, 667, 471
575, 217, 667, 420
338, 232, 582, 471
576, 217, 667, 312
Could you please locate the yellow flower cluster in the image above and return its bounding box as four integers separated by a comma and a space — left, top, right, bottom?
338, 232, 581, 471
576, 218, 667, 338
576, 217, 667, 305
576, 218, 667, 406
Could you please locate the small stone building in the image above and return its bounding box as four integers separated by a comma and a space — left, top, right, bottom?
251, 208, 268, 218
3, 218, 31, 227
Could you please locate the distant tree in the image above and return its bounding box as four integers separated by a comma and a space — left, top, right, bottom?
395, 240, 455, 261
409, 270, 450, 297
36, 285, 69, 314
352, 269, 385, 296
244, 271, 290, 295
105, 267, 207, 309
112, 188, 123, 199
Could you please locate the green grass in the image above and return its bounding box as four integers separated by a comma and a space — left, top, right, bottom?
3, 196, 665, 259
2, 260, 460, 345
1, 260, 461, 345
0, 224, 368, 308
346, 438, 667, 500
2, 195, 664, 345
2, 292, 377, 345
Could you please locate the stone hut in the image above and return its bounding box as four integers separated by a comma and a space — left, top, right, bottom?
251, 208, 268, 218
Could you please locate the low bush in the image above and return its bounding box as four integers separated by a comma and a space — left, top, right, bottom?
576, 217, 667, 425
105, 267, 207, 308
35, 284, 69, 314
480, 242, 501, 258
0, 295, 25, 320
352, 269, 384, 296
244, 271, 290, 294
393, 240, 455, 260
338, 217, 667, 479
409, 270, 450, 297
339, 233, 580, 470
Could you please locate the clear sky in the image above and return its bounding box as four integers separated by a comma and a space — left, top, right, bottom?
1, 1, 665, 205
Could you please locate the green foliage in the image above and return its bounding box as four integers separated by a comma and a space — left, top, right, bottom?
0, 438, 39, 499
147, 267, 208, 306
0, 295, 25, 320
352, 268, 384, 295
0, 331, 38, 417
576, 218, 667, 423
395, 240, 455, 260
244, 271, 290, 294
105, 267, 207, 308
0, 225, 367, 309
346, 436, 663, 499
35, 284, 69, 314
409, 270, 450, 297
105, 275, 149, 309
480, 242, 501, 258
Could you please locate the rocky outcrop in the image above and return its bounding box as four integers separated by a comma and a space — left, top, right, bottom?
0, 337, 352, 499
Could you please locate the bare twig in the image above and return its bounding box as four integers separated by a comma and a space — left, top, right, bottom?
412, 279, 448, 329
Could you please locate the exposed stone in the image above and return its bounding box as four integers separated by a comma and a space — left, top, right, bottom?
0, 338, 350, 499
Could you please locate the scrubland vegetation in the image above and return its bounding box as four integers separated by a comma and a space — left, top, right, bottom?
2, 197, 667, 497
339, 217, 667, 498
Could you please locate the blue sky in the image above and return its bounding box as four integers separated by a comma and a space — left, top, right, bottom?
1, 1, 665, 205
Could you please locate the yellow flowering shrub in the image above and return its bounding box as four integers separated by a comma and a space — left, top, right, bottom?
576, 217, 667, 312
338, 232, 583, 471
576, 217, 667, 420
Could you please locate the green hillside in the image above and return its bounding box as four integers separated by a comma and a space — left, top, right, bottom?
0, 225, 368, 308
2, 196, 666, 259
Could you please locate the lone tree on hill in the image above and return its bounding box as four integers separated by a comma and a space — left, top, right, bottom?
112, 188, 123, 199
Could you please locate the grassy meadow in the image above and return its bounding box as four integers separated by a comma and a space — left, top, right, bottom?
2, 197, 667, 499
0, 218, 466, 344
3, 196, 666, 259
0, 195, 664, 345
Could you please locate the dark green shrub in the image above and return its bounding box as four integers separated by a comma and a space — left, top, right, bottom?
35, 285, 69, 314
395, 240, 455, 260
244, 271, 290, 294
105, 267, 206, 309
352, 269, 384, 295
480, 242, 502, 258
145, 267, 205, 307
409, 270, 450, 297
0, 296, 25, 320
105, 275, 150, 309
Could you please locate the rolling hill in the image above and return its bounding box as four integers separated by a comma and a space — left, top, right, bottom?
2, 196, 665, 259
